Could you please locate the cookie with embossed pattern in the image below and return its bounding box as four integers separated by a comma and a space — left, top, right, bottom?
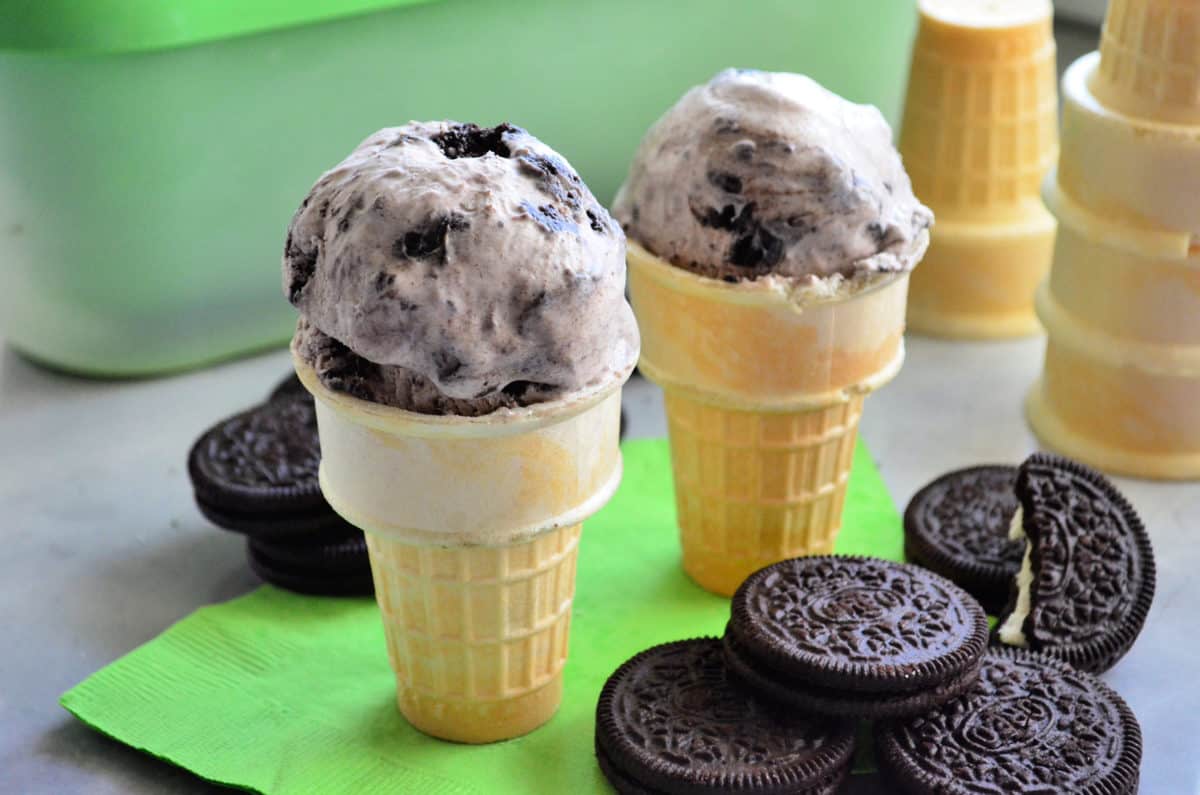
722, 629, 984, 720
187, 396, 350, 537
904, 465, 1024, 614
595, 639, 855, 795
267, 372, 310, 404
876, 646, 1142, 795
247, 533, 373, 597
996, 453, 1156, 674
725, 557, 989, 719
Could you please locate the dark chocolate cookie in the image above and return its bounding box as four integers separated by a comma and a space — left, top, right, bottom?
722, 630, 983, 720
595, 638, 855, 795
268, 372, 309, 404
246, 536, 373, 597
193, 498, 352, 539
726, 557, 988, 718
188, 397, 341, 536
249, 531, 369, 575
996, 454, 1156, 674
903, 465, 1023, 614
876, 647, 1142, 795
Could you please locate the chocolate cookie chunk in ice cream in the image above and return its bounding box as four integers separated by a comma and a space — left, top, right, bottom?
613, 69, 933, 286
283, 121, 638, 414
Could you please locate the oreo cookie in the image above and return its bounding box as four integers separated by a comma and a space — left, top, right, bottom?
996, 453, 1156, 674
187, 396, 348, 538
596, 639, 855, 795
249, 531, 369, 574
903, 465, 1024, 614
725, 557, 988, 719
268, 372, 309, 404
247, 533, 373, 597
876, 647, 1142, 795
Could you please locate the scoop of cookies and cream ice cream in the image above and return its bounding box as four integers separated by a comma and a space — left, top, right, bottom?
283, 122, 639, 415
613, 69, 933, 286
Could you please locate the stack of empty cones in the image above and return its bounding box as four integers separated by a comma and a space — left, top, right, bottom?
901, 0, 1059, 338
1028, 0, 1200, 479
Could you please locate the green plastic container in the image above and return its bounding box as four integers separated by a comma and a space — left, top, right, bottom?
0, 0, 917, 376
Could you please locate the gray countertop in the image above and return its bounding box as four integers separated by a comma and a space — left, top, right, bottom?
4, 18, 1194, 795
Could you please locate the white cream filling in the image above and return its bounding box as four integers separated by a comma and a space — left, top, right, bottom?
998, 507, 1032, 647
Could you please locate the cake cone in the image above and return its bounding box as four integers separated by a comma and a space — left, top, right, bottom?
294, 351, 624, 742
626, 242, 908, 596
900, 0, 1058, 338
1029, 29, 1200, 480
1029, 179, 1200, 479
365, 525, 580, 743
1094, 0, 1200, 125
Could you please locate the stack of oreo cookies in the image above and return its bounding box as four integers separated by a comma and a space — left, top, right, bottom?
722, 557, 989, 721
187, 373, 374, 596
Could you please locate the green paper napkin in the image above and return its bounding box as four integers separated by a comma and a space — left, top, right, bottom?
62, 438, 902, 794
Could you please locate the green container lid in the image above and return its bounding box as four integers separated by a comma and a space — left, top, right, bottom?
0, 0, 438, 54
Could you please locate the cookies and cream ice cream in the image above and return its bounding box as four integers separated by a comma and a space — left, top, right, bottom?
613, 69, 933, 286
283, 122, 638, 415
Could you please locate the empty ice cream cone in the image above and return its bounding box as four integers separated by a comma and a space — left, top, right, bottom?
1030, 31, 1200, 480
901, 0, 1058, 338
1093, 0, 1200, 125
627, 243, 908, 595
294, 353, 623, 742
1029, 182, 1200, 479
1060, 52, 1200, 238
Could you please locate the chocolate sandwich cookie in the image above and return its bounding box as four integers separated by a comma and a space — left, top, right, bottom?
726, 557, 989, 719
876, 647, 1143, 795
268, 372, 309, 404
596, 639, 855, 795
187, 397, 346, 538
996, 453, 1156, 674
249, 531, 369, 574
903, 465, 1023, 614
247, 533, 374, 597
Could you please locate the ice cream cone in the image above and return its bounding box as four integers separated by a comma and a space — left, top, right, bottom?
1029, 35, 1200, 480
900, 0, 1058, 338
1093, 0, 1200, 125
1028, 181, 1200, 480
1059, 51, 1200, 238
626, 242, 908, 596
364, 524, 580, 744
293, 352, 624, 742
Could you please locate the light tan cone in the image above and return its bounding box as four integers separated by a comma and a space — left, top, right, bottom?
627, 242, 908, 596
1030, 32, 1200, 480
1093, 0, 1200, 125
901, 0, 1058, 338
1030, 181, 1200, 479
294, 351, 625, 742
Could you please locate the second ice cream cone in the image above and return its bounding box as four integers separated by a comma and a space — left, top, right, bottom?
901, 0, 1058, 338
1028, 182, 1200, 480
628, 243, 907, 595
614, 70, 929, 594
665, 392, 862, 595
